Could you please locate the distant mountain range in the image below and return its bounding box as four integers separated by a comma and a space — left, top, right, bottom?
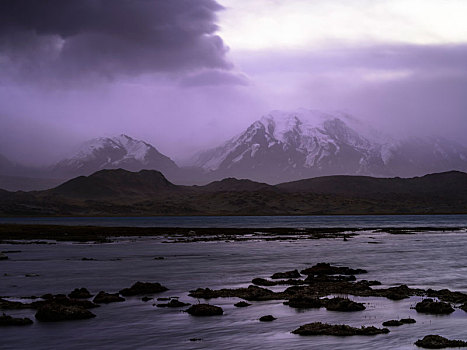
0, 169, 466, 216
1, 108, 467, 190
193, 109, 467, 183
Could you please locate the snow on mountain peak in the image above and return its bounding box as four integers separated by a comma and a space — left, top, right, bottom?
68, 134, 154, 164
193, 108, 399, 179
53, 134, 178, 177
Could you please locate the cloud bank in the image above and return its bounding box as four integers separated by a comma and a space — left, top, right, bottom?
0, 0, 232, 81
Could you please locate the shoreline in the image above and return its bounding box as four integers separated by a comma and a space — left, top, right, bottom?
0, 223, 465, 242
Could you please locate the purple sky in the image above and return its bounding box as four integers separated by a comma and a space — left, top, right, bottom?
1, 0, 466, 165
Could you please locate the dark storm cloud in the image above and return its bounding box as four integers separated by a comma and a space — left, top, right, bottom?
0, 0, 231, 79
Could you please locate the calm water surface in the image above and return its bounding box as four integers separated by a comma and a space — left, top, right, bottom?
1, 216, 467, 349
2, 214, 467, 228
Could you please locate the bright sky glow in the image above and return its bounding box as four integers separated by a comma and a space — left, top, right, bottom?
218, 0, 467, 50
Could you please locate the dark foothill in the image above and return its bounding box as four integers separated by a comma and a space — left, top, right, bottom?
154, 257, 165, 260
141, 296, 152, 302
189, 338, 202, 342
0, 313, 33, 326
415, 335, 467, 349
415, 299, 454, 314
68, 288, 92, 299
292, 322, 389, 336
325, 297, 365, 312
186, 304, 223, 316
301, 263, 367, 276
81, 257, 96, 261
93, 291, 125, 304
461, 303, 467, 312
284, 295, 322, 309
35, 303, 96, 322
259, 315, 276, 322
156, 299, 190, 308
157, 297, 171, 301
0, 253, 8, 260
234, 301, 251, 307
119, 282, 168, 296
271, 269, 301, 279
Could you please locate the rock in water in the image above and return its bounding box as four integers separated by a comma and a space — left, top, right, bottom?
68, 288, 92, 299
156, 299, 190, 308
186, 304, 223, 316
301, 263, 367, 276
93, 291, 125, 304
35, 303, 96, 322
383, 318, 416, 326
0, 314, 33, 326
415, 335, 467, 348
292, 322, 389, 336
271, 270, 301, 279
119, 282, 168, 296
400, 318, 416, 324
382, 320, 403, 327
325, 297, 365, 311
259, 315, 276, 322
234, 301, 251, 307
251, 278, 277, 286
415, 299, 454, 314
284, 295, 322, 309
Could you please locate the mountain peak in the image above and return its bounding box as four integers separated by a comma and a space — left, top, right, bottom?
193, 108, 467, 183
52, 134, 178, 178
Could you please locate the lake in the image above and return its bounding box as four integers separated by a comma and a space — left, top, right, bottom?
2, 215, 467, 349
2, 214, 467, 228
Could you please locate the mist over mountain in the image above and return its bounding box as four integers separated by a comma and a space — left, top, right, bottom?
1, 109, 466, 191
193, 109, 467, 183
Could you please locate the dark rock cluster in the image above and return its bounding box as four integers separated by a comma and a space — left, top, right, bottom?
186, 304, 223, 316
415, 335, 467, 349
382, 318, 416, 327
93, 291, 125, 304
415, 299, 454, 315
119, 282, 168, 296
0, 313, 33, 326
292, 322, 389, 336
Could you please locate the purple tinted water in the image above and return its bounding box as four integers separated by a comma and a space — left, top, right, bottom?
2, 225, 467, 349
1, 214, 467, 228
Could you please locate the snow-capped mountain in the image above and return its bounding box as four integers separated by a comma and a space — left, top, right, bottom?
52, 134, 179, 177
193, 109, 467, 183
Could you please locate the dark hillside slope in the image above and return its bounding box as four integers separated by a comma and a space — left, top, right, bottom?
0, 169, 465, 216
49, 169, 177, 199
277, 171, 467, 198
